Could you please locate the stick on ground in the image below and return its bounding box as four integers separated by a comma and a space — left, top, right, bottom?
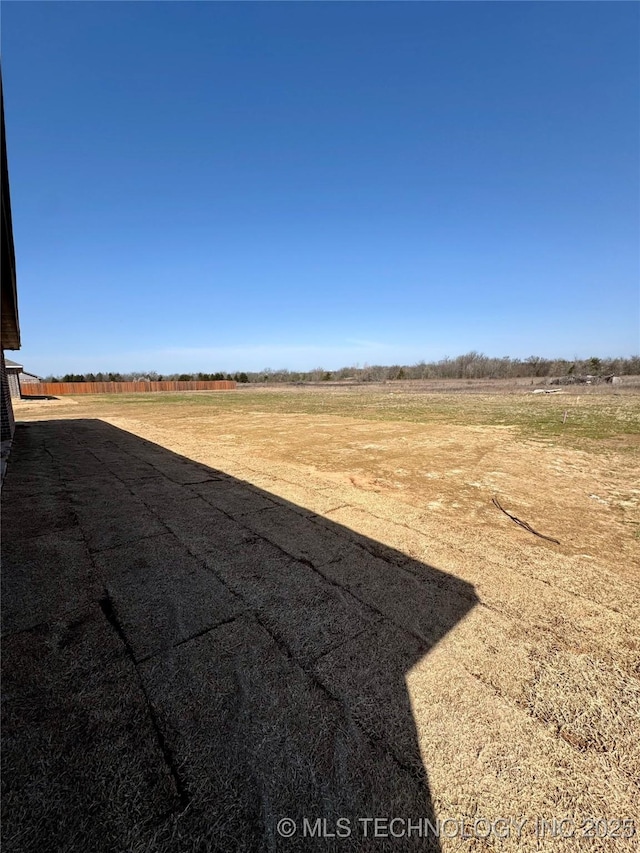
492, 497, 561, 545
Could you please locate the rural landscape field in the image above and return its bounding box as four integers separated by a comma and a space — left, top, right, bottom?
11, 381, 639, 850
3, 2, 638, 850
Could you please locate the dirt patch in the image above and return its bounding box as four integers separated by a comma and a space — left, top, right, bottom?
14, 396, 78, 411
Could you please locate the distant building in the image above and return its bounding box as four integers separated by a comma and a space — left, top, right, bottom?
5, 359, 40, 398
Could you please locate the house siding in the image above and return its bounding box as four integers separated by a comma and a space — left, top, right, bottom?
19, 372, 39, 385
7, 368, 20, 398
1, 350, 16, 443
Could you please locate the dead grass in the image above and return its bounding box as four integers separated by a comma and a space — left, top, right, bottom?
22, 380, 637, 444
12, 381, 640, 850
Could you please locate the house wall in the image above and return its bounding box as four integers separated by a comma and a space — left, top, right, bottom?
7, 369, 20, 398
1, 350, 16, 443
19, 372, 39, 385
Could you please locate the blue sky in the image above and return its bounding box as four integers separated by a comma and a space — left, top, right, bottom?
2, 1, 638, 375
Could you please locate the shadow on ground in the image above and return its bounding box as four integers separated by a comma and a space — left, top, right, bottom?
1, 419, 477, 852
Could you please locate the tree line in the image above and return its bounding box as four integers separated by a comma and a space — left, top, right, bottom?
43, 371, 250, 383
42, 353, 639, 385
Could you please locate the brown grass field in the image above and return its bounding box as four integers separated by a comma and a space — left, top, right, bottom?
11, 380, 640, 850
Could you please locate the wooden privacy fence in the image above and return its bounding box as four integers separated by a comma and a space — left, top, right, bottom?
22, 380, 237, 396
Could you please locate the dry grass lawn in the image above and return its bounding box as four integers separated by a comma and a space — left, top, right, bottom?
13, 380, 640, 850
